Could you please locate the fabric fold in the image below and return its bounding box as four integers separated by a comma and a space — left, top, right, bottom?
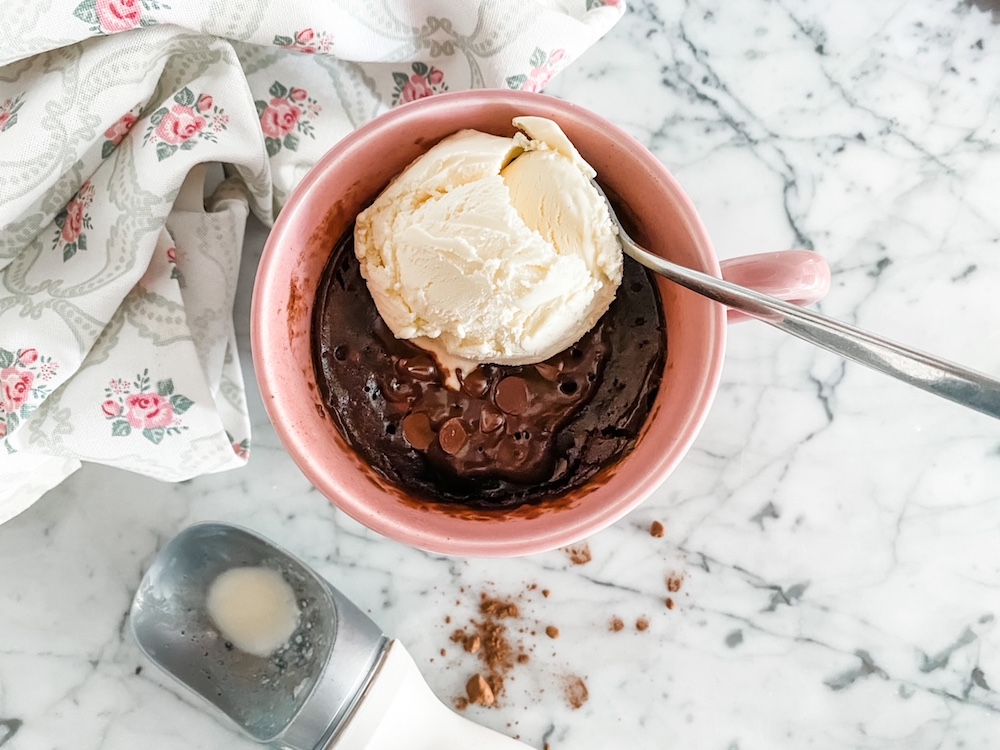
0, 0, 625, 522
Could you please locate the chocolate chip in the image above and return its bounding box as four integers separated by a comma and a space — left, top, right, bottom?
402, 412, 435, 450
535, 362, 562, 381
495, 376, 529, 415
438, 418, 468, 455
396, 353, 438, 381
479, 404, 505, 433
460, 369, 490, 398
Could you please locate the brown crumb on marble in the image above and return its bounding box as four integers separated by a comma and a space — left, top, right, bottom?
564, 676, 589, 709
667, 575, 683, 593
466, 674, 496, 706
545, 625, 560, 639
481, 593, 520, 619
542, 589, 551, 598
450, 592, 528, 708
610, 616, 625, 632
666, 597, 675, 610
636, 617, 649, 632
565, 544, 592, 565
440, 648, 446, 656
454, 696, 469, 711
444, 615, 451, 624
650, 520, 665, 537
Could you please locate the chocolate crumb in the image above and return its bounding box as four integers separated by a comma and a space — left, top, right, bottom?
564, 676, 589, 709
545, 625, 560, 639
610, 616, 625, 632
666, 575, 683, 593
565, 544, 592, 565
467, 674, 496, 706
448, 592, 527, 708
636, 617, 649, 632
440, 648, 447, 656
454, 697, 469, 711
650, 520, 665, 537
481, 593, 520, 619
542, 589, 551, 598
445, 615, 451, 624
666, 597, 675, 610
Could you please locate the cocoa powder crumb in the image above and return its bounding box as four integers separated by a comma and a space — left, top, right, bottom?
454, 697, 469, 711
666, 597, 675, 610
445, 615, 451, 624
610, 616, 625, 632
440, 648, 446, 657
449, 592, 526, 708
542, 589, 551, 598
481, 593, 520, 619
636, 617, 649, 632
666, 575, 683, 593
466, 674, 496, 706
565, 544, 592, 565
545, 625, 560, 639
564, 676, 589, 709
650, 520, 665, 537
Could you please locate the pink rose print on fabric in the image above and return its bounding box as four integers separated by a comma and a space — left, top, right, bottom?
96, 0, 141, 32
101, 369, 192, 444
73, 0, 169, 35
273, 28, 334, 54
506, 48, 567, 93
1, 368, 33, 413
124, 393, 174, 430
53, 180, 95, 262
227, 431, 250, 461
144, 87, 227, 161
166, 245, 185, 286
390, 62, 449, 106
255, 82, 321, 157
155, 105, 205, 145
0, 94, 25, 133
0, 347, 58, 439
101, 110, 139, 158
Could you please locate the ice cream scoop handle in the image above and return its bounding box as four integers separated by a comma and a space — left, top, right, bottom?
330, 640, 529, 750
619, 235, 1000, 421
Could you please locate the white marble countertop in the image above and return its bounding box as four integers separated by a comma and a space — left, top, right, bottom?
3, 1, 1000, 748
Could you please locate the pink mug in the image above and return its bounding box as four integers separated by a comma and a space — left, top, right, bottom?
251, 90, 830, 557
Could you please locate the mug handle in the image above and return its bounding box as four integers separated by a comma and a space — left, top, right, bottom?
719, 250, 831, 324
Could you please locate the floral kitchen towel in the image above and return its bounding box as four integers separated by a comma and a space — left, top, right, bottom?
0, 0, 625, 521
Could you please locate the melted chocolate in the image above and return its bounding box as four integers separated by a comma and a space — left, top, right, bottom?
312, 231, 667, 509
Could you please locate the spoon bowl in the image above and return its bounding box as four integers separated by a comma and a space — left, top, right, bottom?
130, 523, 386, 748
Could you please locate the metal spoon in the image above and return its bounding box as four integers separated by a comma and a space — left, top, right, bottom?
592, 181, 1000, 421
131, 523, 527, 750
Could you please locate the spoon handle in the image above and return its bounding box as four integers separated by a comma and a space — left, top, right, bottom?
621, 237, 1000, 421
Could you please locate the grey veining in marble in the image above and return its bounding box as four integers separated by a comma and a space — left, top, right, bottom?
2, 1, 1000, 749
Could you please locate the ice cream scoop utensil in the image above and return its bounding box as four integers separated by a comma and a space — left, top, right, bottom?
592, 180, 1000, 420
130, 523, 528, 749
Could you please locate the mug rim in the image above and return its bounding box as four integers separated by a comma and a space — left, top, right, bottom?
251, 90, 726, 557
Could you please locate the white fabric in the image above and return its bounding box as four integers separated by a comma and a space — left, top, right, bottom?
0, 0, 625, 520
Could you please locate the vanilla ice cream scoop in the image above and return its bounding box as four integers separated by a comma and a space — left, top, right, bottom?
354, 116, 623, 367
